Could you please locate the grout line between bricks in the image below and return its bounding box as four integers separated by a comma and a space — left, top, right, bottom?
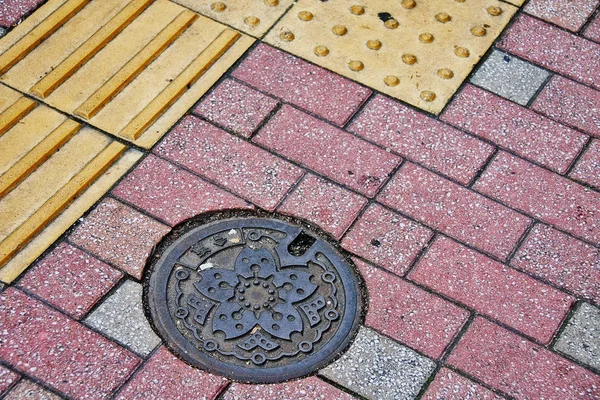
106, 345, 163, 400
525, 71, 554, 108
0, 362, 71, 400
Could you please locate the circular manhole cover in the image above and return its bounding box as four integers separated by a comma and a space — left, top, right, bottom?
145, 215, 362, 383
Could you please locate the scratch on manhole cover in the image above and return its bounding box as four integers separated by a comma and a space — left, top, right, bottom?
145, 214, 362, 383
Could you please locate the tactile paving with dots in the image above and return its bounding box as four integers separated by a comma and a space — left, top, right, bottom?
265, 0, 518, 114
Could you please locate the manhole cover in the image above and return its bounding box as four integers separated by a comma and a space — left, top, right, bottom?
145, 215, 362, 383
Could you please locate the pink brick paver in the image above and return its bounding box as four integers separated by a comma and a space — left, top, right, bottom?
70, 198, 170, 279
194, 79, 278, 137
585, 13, 600, 42
422, 368, 504, 400
441, 85, 587, 174
349, 94, 494, 184
0, 288, 140, 400
255, 105, 401, 197
409, 236, 574, 344
378, 162, 531, 260
0, 0, 44, 27
499, 15, 600, 90
116, 347, 228, 400
524, 0, 599, 31
570, 140, 600, 188
155, 116, 303, 211
448, 318, 600, 399
532, 76, 600, 138
474, 152, 600, 245
512, 224, 600, 303
17, 242, 122, 320
0, 366, 18, 394
223, 376, 356, 400
113, 155, 252, 226
277, 174, 367, 239
341, 204, 432, 275
356, 259, 469, 359
232, 44, 371, 126
4, 380, 62, 400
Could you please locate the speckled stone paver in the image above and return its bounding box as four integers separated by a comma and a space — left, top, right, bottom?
341, 204, 432, 275
0, 288, 140, 399
320, 327, 435, 400
585, 13, 600, 41
379, 162, 531, 260
70, 198, 170, 280
116, 347, 228, 400
470, 50, 550, 106
532, 76, 600, 138
511, 224, 600, 303
255, 105, 401, 197
232, 44, 371, 127
356, 259, 469, 359
348, 94, 494, 185
442, 84, 587, 174
554, 303, 600, 371
571, 140, 600, 189
524, 0, 599, 31
17, 242, 122, 320
409, 236, 574, 344
194, 79, 279, 138
155, 115, 303, 211
474, 152, 599, 245
0, 0, 45, 27
449, 318, 600, 399
277, 174, 367, 239
223, 377, 357, 400
85, 280, 160, 356
4, 380, 62, 400
113, 155, 252, 226
0, 366, 18, 394
422, 368, 505, 400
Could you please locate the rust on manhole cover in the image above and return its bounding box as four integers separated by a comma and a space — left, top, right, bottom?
145, 215, 362, 382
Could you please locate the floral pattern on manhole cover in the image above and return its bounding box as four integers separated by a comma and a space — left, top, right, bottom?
146, 217, 361, 382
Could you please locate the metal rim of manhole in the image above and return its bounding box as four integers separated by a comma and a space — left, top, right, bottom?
144, 211, 363, 383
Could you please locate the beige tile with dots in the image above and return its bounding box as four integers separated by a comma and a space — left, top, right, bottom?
265, 0, 518, 114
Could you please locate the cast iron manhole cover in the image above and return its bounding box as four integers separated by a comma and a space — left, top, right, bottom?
146, 216, 362, 382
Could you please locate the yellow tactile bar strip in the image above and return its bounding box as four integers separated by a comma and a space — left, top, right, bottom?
0, 0, 254, 148
0, 97, 37, 136
172, 0, 294, 38
0, 85, 142, 283
265, 0, 518, 114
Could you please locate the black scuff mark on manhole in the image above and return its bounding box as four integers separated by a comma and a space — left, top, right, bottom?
143, 210, 364, 383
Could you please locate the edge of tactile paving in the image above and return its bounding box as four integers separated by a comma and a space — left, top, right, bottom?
0, 148, 142, 283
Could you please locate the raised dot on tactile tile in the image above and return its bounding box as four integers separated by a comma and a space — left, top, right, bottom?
487, 6, 502, 16
419, 33, 434, 43
402, 0, 416, 9
265, 0, 279, 6
384, 76, 400, 86
211, 2, 226, 12
471, 26, 486, 36
455, 46, 470, 57
280, 31, 295, 41
421, 91, 436, 101
402, 53, 417, 64
298, 11, 313, 21
332, 25, 348, 35
350, 5, 365, 15
367, 39, 382, 50
436, 12, 451, 23
455, 0, 466, 2
385, 19, 399, 29
314, 45, 329, 56
245, 16, 260, 26
438, 68, 454, 79
349, 60, 364, 71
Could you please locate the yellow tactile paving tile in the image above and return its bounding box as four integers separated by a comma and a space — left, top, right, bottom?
265, 0, 518, 114
0, 85, 141, 283
0, 0, 254, 148
172, 0, 294, 38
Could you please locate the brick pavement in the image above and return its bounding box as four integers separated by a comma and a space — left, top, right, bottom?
1, 1, 599, 399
